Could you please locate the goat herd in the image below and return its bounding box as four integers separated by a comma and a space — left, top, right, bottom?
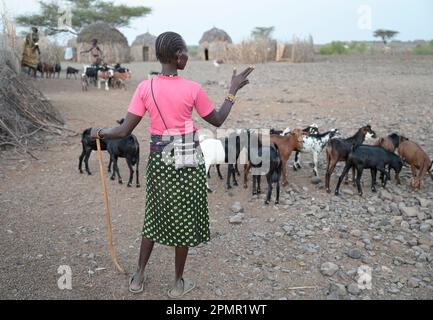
78, 121, 433, 205
34, 62, 132, 92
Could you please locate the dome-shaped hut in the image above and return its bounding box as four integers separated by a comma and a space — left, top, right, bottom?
131, 32, 157, 62
77, 23, 131, 64
198, 27, 232, 61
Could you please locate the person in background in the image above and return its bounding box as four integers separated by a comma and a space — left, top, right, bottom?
21, 26, 40, 77
80, 38, 103, 67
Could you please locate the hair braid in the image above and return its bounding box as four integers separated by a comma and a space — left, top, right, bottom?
155, 32, 186, 63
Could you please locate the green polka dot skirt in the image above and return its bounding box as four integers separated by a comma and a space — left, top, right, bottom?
143, 151, 210, 247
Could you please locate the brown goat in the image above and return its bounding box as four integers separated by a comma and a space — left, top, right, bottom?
43, 63, 54, 78
375, 133, 401, 153
243, 129, 303, 188
376, 137, 395, 152
398, 137, 433, 190
270, 128, 304, 187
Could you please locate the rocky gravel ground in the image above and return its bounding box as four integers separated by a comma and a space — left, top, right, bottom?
0, 55, 432, 299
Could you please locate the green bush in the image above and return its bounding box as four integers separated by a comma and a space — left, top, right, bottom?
320, 41, 348, 55
320, 41, 369, 55
413, 40, 433, 55
348, 41, 369, 53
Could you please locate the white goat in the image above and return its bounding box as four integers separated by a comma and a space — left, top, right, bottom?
199, 135, 226, 192
293, 128, 340, 176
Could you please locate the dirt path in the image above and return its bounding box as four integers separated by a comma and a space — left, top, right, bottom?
1, 56, 432, 299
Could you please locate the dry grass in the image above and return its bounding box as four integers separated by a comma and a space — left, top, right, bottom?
0, 2, 21, 73
223, 39, 276, 64
290, 35, 314, 63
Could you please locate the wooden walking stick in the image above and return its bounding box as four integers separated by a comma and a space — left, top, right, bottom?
96, 138, 126, 274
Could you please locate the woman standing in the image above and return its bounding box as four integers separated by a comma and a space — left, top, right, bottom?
90, 31, 253, 298
21, 27, 40, 77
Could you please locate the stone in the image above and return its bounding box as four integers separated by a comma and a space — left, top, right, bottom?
342, 189, 354, 196
380, 190, 393, 201
350, 229, 362, 238
347, 283, 361, 295
401, 221, 410, 229
320, 262, 339, 276
417, 197, 432, 208
407, 277, 421, 288
347, 248, 362, 260
329, 283, 347, 296
420, 224, 431, 232
417, 212, 426, 221
400, 206, 419, 218
282, 225, 293, 235
367, 207, 376, 214
231, 202, 244, 213
229, 213, 244, 224
310, 177, 322, 185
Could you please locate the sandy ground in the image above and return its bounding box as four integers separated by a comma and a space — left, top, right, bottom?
0, 55, 432, 300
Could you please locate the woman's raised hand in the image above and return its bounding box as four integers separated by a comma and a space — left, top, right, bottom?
229, 66, 255, 95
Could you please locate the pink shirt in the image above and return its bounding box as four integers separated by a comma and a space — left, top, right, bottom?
128, 75, 214, 135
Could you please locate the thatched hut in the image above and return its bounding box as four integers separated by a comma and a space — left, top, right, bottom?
131, 32, 157, 62
198, 27, 232, 61
77, 23, 130, 64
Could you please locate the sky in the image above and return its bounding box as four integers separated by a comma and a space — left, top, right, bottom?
2, 0, 433, 45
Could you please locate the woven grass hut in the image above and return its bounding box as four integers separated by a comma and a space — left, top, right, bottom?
77, 23, 130, 64
198, 27, 232, 61
131, 32, 157, 62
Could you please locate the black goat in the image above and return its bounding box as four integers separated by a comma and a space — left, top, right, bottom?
78, 119, 141, 188
335, 145, 403, 196
107, 134, 140, 188
78, 128, 108, 175
66, 67, 79, 79
249, 142, 281, 204
54, 63, 61, 78
325, 125, 377, 192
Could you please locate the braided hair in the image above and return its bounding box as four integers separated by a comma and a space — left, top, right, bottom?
155, 32, 186, 64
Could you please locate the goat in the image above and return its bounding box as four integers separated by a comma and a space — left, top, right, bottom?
54, 63, 61, 78
324, 125, 377, 192
112, 71, 132, 90
268, 129, 304, 187
43, 63, 54, 78
78, 119, 141, 188
244, 129, 303, 188
376, 133, 401, 152
107, 133, 140, 188
249, 143, 281, 204
66, 67, 79, 79
78, 128, 108, 175
83, 65, 98, 86
335, 145, 403, 196
97, 66, 114, 91
398, 137, 433, 190
81, 74, 89, 91
293, 129, 340, 176
200, 136, 225, 192
200, 130, 244, 192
